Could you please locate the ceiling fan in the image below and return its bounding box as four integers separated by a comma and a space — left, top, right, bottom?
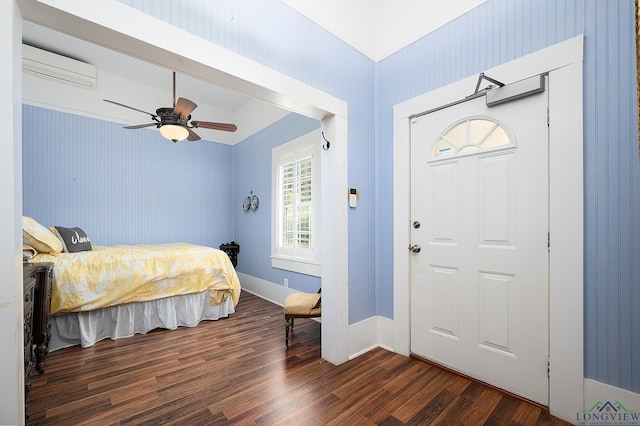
104, 72, 237, 142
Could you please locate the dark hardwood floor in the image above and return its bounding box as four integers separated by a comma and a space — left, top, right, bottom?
27, 291, 570, 425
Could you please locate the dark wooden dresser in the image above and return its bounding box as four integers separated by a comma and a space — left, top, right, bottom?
22, 267, 36, 415
23, 262, 54, 415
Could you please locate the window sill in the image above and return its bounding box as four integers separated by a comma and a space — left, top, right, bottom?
271, 256, 321, 277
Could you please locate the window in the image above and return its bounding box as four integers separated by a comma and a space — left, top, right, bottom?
271, 130, 321, 276
432, 117, 512, 160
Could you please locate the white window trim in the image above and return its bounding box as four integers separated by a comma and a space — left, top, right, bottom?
271, 130, 321, 277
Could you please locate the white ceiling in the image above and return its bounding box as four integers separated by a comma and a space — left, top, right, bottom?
282, 0, 488, 61
21, 20, 254, 108
20, 1, 486, 143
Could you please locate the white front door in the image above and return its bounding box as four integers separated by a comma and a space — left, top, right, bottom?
409, 87, 549, 404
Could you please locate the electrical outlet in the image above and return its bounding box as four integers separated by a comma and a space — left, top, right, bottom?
284, 278, 288, 288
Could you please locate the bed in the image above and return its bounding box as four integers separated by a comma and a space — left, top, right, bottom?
22, 217, 241, 351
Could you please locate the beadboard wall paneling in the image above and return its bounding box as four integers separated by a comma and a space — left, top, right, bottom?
233, 113, 321, 294
22, 105, 234, 248
119, 0, 378, 323
377, 0, 639, 393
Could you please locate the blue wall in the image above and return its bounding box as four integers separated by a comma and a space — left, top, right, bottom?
23, 105, 235, 248
233, 113, 321, 293
25, 0, 640, 393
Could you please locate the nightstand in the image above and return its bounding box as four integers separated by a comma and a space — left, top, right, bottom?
30, 262, 54, 374
219, 241, 240, 267
22, 266, 36, 416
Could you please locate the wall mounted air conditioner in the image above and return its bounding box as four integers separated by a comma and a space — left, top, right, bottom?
22, 44, 97, 89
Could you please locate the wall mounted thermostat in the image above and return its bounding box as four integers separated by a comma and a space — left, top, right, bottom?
349, 188, 358, 208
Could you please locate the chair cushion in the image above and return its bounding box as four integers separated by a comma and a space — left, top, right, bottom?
284, 292, 322, 316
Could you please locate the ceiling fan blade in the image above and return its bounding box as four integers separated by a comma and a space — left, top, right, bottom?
191, 121, 238, 132
174, 97, 198, 119
187, 128, 201, 141
123, 123, 158, 129
104, 99, 158, 120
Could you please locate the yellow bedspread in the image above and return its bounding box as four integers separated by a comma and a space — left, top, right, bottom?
33, 243, 241, 315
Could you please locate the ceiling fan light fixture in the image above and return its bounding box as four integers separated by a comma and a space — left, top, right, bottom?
159, 124, 189, 142
104, 72, 237, 142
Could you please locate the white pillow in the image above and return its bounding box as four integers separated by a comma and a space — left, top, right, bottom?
22, 216, 62, 254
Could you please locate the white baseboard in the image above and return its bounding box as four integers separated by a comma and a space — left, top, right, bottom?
237, 272, 297, 307
377, 315, 394, 351
348, 315, 396, 360
348, 316, 378, 359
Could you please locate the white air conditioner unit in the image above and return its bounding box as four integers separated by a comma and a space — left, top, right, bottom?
22, 44, 97, 89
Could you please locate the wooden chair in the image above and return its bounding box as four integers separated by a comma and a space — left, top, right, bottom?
283, 289, 321, 349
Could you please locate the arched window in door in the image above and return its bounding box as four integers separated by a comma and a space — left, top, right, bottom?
432, 117, 513, 160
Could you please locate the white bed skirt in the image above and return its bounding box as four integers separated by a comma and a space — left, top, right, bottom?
49, 290, 235, 351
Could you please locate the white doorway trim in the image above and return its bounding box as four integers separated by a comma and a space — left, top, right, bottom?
16, 0, 350, 365
393, 35, 584, 422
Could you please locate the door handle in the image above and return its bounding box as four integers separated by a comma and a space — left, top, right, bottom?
409, 244, 421, 253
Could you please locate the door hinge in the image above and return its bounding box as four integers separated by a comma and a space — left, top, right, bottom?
547, 107, 550, 126
547, 357, 551, 377
547, 232, 550, 250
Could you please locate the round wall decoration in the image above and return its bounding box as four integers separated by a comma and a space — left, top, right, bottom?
242, 196, 251, 211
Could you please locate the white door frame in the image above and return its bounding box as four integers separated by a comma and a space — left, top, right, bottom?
393, 35, 584, 423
